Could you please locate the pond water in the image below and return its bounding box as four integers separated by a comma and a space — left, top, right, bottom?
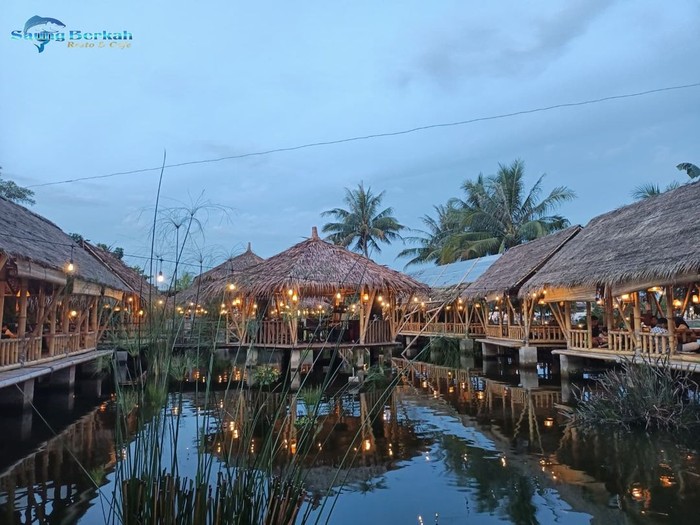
0, 355, 699, 524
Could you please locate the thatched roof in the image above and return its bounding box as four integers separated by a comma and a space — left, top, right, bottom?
178, 243, 264, 303
81, 241, 158, 298
0, 197, 126, 291
520, 181, 700, 295
194, 243, 264, 286
206, 227, 427, 298
464, 226, 582, 299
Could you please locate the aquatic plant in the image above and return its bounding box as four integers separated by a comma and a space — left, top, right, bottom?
252, 364, 281, 386
571, 356, 700, 431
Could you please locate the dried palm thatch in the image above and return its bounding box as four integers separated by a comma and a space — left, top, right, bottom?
81, 241, 158, 299
178, 243, 264, 303
203, 227, 427, 299
0, 197, 126, 291
520, 181, 700, 295
464, 226, 582, 299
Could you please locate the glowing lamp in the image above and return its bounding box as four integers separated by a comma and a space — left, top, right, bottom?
362, 293, 369, 302
70, 310, 78, 317
693, 294, 699, 304
544, 417, 555, 428
157, 271, 164, 283
228, 283, 235, 291
673, 299, 682, 308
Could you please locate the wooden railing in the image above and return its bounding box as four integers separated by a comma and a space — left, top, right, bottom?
638, 332, 673, 355
484, 325, 505, 338
569, 329, 589, 350
399, 321, 481, 337
607, 330, 634, 352
81, 332, 98, 350
49, 333, 81, 355
528, 325, 565, 343
0, 337, 42, 367
253, 320, 294, 346
365, 319, 392, 344
508, 325, 525, 340
468, 323, 485, 336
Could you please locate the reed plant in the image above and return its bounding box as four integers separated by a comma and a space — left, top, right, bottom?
571, 355, 700, 431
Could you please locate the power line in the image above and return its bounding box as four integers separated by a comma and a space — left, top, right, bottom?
26, 81, 700, 189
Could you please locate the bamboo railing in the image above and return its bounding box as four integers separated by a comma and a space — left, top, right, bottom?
365, 319, 392, 344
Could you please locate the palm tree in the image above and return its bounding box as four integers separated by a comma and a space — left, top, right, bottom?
397, 203, 461, 267
631, 182, 680, 200
321, 182, 405, 258
632, 163, 699, 200
444, 160, 575, 261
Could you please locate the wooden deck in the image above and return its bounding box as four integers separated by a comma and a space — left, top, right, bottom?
553, 348, 700, 373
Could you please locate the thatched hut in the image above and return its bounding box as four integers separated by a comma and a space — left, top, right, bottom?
520, 181, 700, 356
400, 255, 501, 338
207, 227, 427, 348
0, 197, 128, 367
463, 226, 582, 347
179, 242, 264, 306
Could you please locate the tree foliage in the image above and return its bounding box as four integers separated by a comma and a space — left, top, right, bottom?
400, 159, 575, 265
0, 168, 36, 205
321, 182, 404, 258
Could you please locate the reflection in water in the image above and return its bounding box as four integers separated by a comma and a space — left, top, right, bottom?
0, 357, 699, 524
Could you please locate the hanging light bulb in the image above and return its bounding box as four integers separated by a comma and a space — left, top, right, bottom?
692, 294, 699, 304
157, 257, 164, 283
67, 246, 75, 273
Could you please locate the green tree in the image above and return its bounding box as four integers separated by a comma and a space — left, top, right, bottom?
440, 159, 575, 262
632, 162, 699, 200
174, 272, 193, 291
0, 168, 35, 205
397, 203, 461, 267
321, 182, 405, 258
631, 181, 680, 200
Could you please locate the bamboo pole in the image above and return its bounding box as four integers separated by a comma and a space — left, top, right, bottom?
604, 285, 614, 333
18, 278, 28, 338
585, 302, 593, 349
33, 286, 46, 337
665, 285, 676, 353
49, 290, 57, 355
0, 281, 5, 332
632, 291, 642, 350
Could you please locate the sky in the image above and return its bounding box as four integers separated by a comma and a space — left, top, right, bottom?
2, 1, 699, 279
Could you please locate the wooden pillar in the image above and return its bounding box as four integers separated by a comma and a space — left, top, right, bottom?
0, 281, 5, 331
17, 278, 28, 338
34, 286, 46, 337
585, 302, 593, 349
90, 297, 99, 332
564, 302, 572, 335
62, 301, 70, 333
665, 285, 676, 353
632, 292, 642, 349
49, 292, 57, 355
604, 285, 614, 333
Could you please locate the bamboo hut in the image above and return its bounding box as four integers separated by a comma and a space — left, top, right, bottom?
400, 255, 501, 338
204, 227, 427, 349
178, 242, 264, 305
0, 197, 128, 369
520, 181, 700, 359
464, 226, 582, 349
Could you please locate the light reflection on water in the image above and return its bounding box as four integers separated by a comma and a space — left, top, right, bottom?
0, 356, 698, 524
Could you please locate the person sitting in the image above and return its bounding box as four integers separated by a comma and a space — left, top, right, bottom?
651, 318, 668, 334
1, 324, 16, 339
674, 316, 700, 353
596, 327, 609, 348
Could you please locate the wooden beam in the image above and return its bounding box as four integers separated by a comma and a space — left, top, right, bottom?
665, 285, 676, 353
0, 254, 8, 272
632, 291, 642, 350
18, 278, 28, 339
585, 302, 593, 349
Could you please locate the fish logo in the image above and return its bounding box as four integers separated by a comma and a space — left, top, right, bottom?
23, 15, 66, 52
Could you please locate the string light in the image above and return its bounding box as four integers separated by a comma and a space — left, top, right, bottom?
67, 246, 75, 273
157, 257, 164, 283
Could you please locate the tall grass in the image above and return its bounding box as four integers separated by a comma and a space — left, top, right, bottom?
571, 355, 700, 431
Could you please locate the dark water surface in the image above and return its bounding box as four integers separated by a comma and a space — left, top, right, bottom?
0, 356, 699, 524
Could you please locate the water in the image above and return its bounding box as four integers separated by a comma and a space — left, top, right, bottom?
1, 356, 699, 524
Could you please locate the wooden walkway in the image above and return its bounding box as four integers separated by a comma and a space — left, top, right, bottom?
554, 348, 700, 373
0, 349, 113, 390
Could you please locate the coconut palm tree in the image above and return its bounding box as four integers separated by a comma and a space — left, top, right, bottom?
444, 159, 575, 261
632, 162, 699, 200
397, 203, 461, 268
321, 182, 404, 258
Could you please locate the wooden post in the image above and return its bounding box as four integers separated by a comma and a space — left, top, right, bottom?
18, 278, 28, 339
91, 297, 99, 332
0, 281, 5, 331
62, 301, 70, 334
604, 285, 614, 333
632, 291, 642, 350
585, 302, 593, 349
665, 285, 676, 353
49, 291, 57, 355
33, 286, 46, 337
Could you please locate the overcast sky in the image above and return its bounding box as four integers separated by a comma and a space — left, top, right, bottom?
2, 1, 698, 278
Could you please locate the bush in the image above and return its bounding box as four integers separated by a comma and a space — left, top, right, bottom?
571, 356, 700, 432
